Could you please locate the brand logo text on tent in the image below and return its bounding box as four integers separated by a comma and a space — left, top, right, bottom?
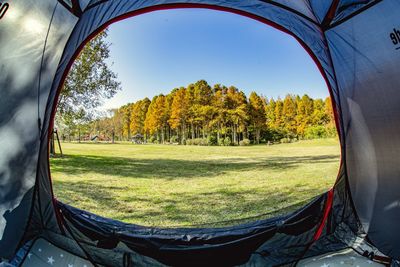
389, 28, 400, 49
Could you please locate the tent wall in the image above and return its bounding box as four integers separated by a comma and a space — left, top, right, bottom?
325, 0, 400, 258
0, 0, 78, 258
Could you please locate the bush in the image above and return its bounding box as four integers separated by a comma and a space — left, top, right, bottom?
325, 125, 338, 137
207, 135, 218, 146
280, 137, 291, 143
264, 128, 285, 142
304, 125, 328, 139
239, 138, 251, 146
197, 138, 208, 146
185, 138, 208, 146
218, 138, 224, 146
170, 135, 179, 143
149, 135, 157, 144
185, 139, 193, 145
223, 136, 232, 146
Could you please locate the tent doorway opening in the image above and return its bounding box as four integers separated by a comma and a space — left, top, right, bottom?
50, 8, 340, 228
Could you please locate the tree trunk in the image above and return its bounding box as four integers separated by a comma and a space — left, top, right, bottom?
191, 122, 195, 139
217, 124, 220, 143
50, 132, 55, 155
231, 126, 234, 144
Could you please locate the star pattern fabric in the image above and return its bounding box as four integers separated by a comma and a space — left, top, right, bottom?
17, 239, 386, 267
297, 249, 385, 267
20, 239, 94, 267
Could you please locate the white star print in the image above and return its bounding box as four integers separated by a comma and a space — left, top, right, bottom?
340, 261, 344, 264
350, 256, 356, 260
68, 264, 74, 267
320, 263, 329, 267
38, 248, 42, 252
60, 253, 64, 257
27, 253, 32, 259
367, 260, 373, 264
47, 256, 55, 265
83, 265, 87, 267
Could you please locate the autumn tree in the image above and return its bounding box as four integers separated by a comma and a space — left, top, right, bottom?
295, 94, 314, 136
265, 98, 276, 130
144, 95, 169, 143
273, 98, 284, 131
130, 98, 150, 138
168, 88, 189, 143
312, 98, 328, 125
248, 92, 266, 144
282, 95, 297, 137
88, 80, 337, 145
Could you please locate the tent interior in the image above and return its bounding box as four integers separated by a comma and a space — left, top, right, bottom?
0, 0, 400, 266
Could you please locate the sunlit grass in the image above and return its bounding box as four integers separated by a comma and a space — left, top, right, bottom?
51, 138, 340, 227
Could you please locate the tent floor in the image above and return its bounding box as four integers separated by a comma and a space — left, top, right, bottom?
20, 238, 93, 267
297, 249, 384, 267
3, 238, 384, 267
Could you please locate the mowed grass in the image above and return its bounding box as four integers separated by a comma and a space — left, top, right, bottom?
50, 138, 340, 227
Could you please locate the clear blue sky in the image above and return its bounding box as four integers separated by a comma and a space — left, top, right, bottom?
102, 8, 327, 110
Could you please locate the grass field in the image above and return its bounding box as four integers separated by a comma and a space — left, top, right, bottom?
50, 139, 340, 227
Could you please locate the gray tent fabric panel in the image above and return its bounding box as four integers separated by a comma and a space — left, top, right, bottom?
33, 2, 80, 239
309, 1, 335, 24
0, 0, 78, 259
0, 0, 55, 258
332, 0, 377, 24
21, 238, 94, 267
270, 0, 318, 22
326, 0, 400, 259
309, 0, 379, 26
298, 248, 385, 266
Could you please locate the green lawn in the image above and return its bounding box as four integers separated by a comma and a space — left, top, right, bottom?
50, 139, 340, 227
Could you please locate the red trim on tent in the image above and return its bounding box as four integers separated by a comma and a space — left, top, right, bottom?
47, 2, 342, 230
313, 188, 334, 241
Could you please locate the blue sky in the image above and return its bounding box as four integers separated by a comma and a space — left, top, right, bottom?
102, 8, 327, 109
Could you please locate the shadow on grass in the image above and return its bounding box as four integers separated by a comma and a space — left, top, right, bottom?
54, 177, 327, 227
50, 154, 339, 180
51, 153, 338, 226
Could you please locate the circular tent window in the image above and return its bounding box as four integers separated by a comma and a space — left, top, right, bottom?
50, 9, 340, 228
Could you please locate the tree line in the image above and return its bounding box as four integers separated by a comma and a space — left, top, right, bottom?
57, 80, 337, 145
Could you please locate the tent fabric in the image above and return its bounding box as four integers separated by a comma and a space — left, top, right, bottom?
20, 238, 94, 267
298, 248, 385, 267
0, 0, 399, 266
55, 195, 328, 266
